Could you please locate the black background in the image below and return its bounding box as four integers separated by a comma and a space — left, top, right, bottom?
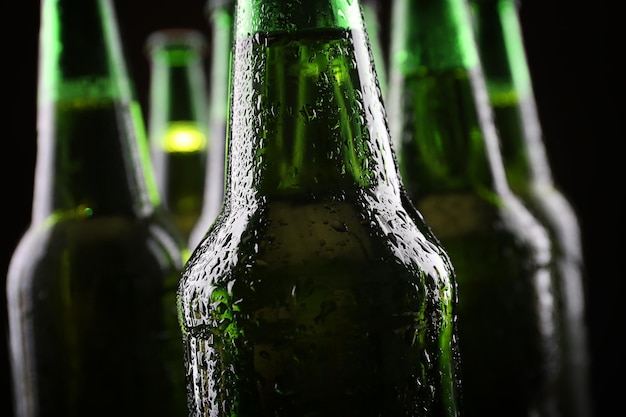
2, 1, 622, 416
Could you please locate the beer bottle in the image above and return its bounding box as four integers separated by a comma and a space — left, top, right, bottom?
188, 0, 234, 250
177, 0, 463, 415
6, 0, 188, 415
468, 1, 592, 416
387, 0, 559, 416
145, 28, 210, 244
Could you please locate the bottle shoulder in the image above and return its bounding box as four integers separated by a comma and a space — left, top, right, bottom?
522, 184, 584, 259
415, 190, 552, 258
179, 197, 459, 343
525, 185, 582, 231
7, 214, 185, 293
182, 196, 455, 285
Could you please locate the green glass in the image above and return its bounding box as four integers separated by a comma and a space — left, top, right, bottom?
188, 0, 234, 250
146, 28, 210, 245
177, 0, 462, 415
469, 1, 592, 416
387, 0, 560, 416
5, 0, 188, 416
362, 0, 389, 99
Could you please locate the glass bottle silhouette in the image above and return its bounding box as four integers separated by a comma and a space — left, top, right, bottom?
145, 28, 210, 245
387, 0, 560, 416
5, 0, 188, 415
177, 0, 463, 415
188, 0, 233, 250
468, 1, 592, 416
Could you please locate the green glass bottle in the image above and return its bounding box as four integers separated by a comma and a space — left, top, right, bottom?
5, 0, 188, 415
188, 0, 234, 250
387, 0, 559, 416
362, 0, 389, 99
468, 1, 592, 416
145, 28, 210, 245
177, 0, 462, 415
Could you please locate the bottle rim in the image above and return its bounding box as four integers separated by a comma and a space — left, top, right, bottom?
144, 28, 208, 57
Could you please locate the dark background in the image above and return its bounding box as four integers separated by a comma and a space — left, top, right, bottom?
2, 1, 622, 416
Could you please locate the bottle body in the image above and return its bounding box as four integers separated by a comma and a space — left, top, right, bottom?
387, 0, 559, 415
179, 1, 462, 415
184, 194, 458, 416
469, 2, 592, 415
416, 192, 557, 415
146, 29, 210, 244
7, 215, 186, 417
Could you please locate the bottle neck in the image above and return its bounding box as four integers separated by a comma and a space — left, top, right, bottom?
235, 0, 361, 37
188, 2, 235, 249
203, 3, 233, 217
470, 0, 554, 186
146, 31, 209, 183
147, 31, 209, 134
388, 0, 511, 197
207, 6, 233, 133
225, 0, 401, 208
32, 0, 158, 224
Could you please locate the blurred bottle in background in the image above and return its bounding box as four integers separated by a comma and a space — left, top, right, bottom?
145, 28, 210, 245
6, 0, 188, 415
188, 0, 233, 249
362, 0, 389, 99
387, 0, 561, 415
469, 1, 593, 416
